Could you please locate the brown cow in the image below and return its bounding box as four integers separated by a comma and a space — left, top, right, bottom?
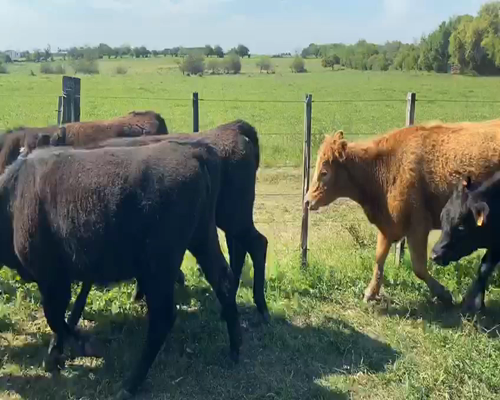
49, 110, 168, 147
305, 120, 500, 305
0, 111, 168, 173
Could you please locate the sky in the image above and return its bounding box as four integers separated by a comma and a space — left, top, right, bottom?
0, 0, 492, 54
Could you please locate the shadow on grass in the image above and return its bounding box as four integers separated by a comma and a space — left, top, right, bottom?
0, 285, 400, 400
376, 295, 500, 338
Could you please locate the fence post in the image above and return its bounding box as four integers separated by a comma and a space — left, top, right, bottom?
62, 76, 81, 124
56, 96, 63, 126
301, 93, 313, 268
192, 92, 199, 132
395, 92, 416, 265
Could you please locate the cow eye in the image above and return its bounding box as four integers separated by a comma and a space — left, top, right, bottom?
320, 170, 328, 178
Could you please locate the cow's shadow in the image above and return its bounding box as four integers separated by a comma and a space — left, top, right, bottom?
374, 293, 500, 338
0, 285, 400, 400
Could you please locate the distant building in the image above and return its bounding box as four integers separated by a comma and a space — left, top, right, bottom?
4, 50, 21, 61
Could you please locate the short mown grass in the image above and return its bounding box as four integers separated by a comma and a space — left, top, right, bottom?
1, 59, 500, 399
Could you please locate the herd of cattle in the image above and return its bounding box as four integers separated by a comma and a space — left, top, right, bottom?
0, 112, 499, 398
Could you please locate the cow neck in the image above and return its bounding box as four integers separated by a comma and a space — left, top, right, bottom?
342, 143, 390, 229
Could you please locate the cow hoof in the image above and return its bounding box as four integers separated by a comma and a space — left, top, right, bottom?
43, 352, 66, 373
363, 292, 380, 303
436, 291, 454, 308
113, 389, 133, 400
461, 295, 485, 316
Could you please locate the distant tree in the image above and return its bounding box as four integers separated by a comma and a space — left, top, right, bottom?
290, 55, 306, 72
367, 53, 389, 71
256, 56, 272, 72
204, 45, 214, 57
97, 43, 113, 59
3, 54, 12, 63
236, 44, 250, 58
178, 47, 188, 57
206, 58, 222, 74
171, 47, 180, 57
120, 45, 132, 57
44, 44, 52, 61
179, 53, 205, 75
33, 50, 43, 62
214, 45, 224, 58
223, 53, 242, 74
321, 53, 340, 70
162, 48, 171, 57
301, 43, 321, 58
133, 46, 150, 58
151, 50, 159, 57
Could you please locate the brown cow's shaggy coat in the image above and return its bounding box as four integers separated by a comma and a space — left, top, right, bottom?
0, 111, 168, 174
306, 119, 500, 304
50, 110, 168, 147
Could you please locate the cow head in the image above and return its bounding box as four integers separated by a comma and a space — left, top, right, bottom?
431, 177, 489, 266
305, 130, 348, 211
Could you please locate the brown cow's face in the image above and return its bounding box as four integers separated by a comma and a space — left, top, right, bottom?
305, 131, 347, 211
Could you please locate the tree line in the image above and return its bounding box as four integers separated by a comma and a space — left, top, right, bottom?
2, 44, 250, 63
303, 1, 500, 75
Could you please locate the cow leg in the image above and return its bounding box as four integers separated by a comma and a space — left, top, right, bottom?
191, 232, 242, 363
406, 230, 453, 306
117, 277, 177, 399
133, 270, 185, 303
48, 281, 93, 360
233, 227, 270, 322
363, 231, 391, 302
39, 279, 75, 372
462, 250, 500, 315
67, 281, 92, 328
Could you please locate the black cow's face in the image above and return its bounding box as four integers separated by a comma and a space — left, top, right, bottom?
431, 178, 489, 266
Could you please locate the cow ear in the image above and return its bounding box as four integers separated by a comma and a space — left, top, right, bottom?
333, 130, 344, 140
472, 201, 489, 227
336, 139, 348, 162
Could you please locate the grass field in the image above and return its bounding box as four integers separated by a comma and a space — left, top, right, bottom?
1, 57, 500, 400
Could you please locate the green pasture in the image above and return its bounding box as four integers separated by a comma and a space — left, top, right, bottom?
1, 58, 500, 399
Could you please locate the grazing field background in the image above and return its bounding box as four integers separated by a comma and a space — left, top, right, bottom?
1, 57, 500, 400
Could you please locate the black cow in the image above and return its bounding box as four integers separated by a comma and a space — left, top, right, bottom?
431, 174, 499, 314
67, 120, 269, 326
0, 140, 242, 399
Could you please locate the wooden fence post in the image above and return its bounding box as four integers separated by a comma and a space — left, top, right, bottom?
301, 94, 313, 268
62, 76, 81, 124
57, 96, 63, 126
192, 92, 199, 132
395, 92, 416, 265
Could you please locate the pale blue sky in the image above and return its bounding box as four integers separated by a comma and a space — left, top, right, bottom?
0, 0, 491, 54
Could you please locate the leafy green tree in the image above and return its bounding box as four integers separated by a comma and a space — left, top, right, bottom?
321, 54, 340, 70
223, 53, 241, 74
204, 45, 214, 57
236, 44, 250, 58
256, 56, 272, 72
179, 53, 205, 75
290, 56, 306, 73
214, 45, 224, 58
